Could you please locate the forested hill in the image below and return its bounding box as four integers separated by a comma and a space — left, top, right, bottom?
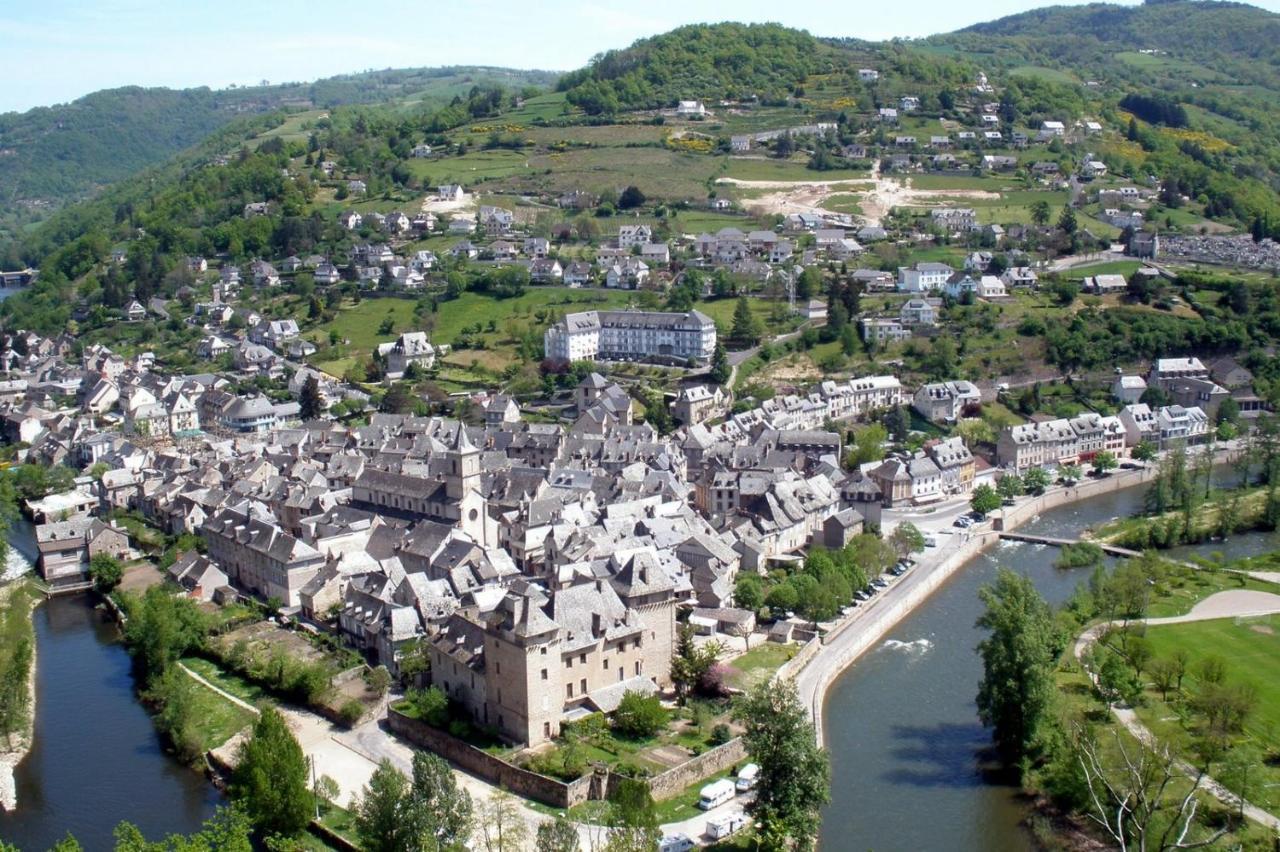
0, 67, 557, 240
958, 1, 1280, 85
556, 23, 835, 114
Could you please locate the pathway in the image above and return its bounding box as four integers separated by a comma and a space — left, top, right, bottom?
1072, 590, 1280, 832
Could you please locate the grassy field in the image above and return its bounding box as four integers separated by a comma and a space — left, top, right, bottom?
1137, 614, 1280, 811
408, 148, 533, 184
908, 174, 1015, 192
311, 288, 637, 377
726, 642, 796, 692
1008, 65, 1080, 85
722, 157, 869, 183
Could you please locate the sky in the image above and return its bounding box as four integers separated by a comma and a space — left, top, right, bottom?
1, 0, 1277, 114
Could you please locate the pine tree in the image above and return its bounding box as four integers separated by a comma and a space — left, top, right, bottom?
708, 342, 730, 385
298, 374, 324, 421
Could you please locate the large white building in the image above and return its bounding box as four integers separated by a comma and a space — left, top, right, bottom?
544, 310, 716, 365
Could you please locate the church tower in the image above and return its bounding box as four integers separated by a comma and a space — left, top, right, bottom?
445, 423, 481, 500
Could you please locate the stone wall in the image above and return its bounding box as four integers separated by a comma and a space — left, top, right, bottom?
389, 707, 747, 808
389, 708, 595, 808
647, 738, 748, 801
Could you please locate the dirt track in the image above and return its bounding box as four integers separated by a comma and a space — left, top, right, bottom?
718, 162, 1002, 226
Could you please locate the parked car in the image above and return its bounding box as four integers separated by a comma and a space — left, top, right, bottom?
924, 535, 938, 547
736, 763, 760, 792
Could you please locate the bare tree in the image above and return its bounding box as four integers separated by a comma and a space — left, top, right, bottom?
1074, 727, 1226, 852
474, 789, 530, 852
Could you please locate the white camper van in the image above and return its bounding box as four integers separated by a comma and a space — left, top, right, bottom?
735, 763, 760, 792
698, 778, 737, 810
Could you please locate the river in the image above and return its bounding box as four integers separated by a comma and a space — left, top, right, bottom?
818, 477, 1280, 852
0, 536, 218, 850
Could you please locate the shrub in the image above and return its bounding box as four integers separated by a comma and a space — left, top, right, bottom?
710, 723, 733, 746
405, 685, 450, 727
338, 699, 364, 727
612, 691, 666, 739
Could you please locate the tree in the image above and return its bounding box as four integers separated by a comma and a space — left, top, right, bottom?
381, 382, 414, 414
408, 751, 473, 849
1023, 467, 1051, 495
114, 806, 254, 851
1030, 200, 1051, 227
1074, 727, 1225, 851
1093, 451, 1118, 476
0, 638, 33, 745
354, 760, 409, 852
845, 423, 887, 468
474, 790, 528, 852
1057, 205, 1078, 236
617, 185, 646, 209
230, 707, 312, 839
536, 817, 581, 852
364, 665, 392, 697
729, 296, 762, 348
708, 342, 730, 385
975, 569, 1058, 769
613, 690, 666, 738
603, 778, 660, 852
735, 680, 829, 852
970, 484, 1001, 517
888, 522, 925, 560
734, 573, 765, 610
997, 473, 1024, 503
1132, 441, 1157, 464
89, 552, 124, 594
299, 374, 324, 421
924, 335, 958, 380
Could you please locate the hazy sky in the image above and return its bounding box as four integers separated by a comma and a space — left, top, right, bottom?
2, 0, 1277, 113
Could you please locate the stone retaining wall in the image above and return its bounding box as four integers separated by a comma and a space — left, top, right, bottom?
388, 708, 595, 808
647, 738, 748, 801
388, 707, 747, 808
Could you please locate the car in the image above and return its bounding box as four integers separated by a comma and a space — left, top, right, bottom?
954, 517, 970, 528
924, 535, 938, 547
1120, 462, 1138, 470
872, 578, 889, 589
855, 590, 871, 602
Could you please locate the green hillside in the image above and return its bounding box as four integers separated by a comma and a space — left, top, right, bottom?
0, 66, 558, 248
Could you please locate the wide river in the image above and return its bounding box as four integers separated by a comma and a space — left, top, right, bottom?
818, 476, 1280, 851
1, 475, 1277, 850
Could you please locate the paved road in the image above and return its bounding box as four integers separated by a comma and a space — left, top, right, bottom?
1073, 593, 1280, 832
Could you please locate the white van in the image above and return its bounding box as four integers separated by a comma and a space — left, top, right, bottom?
706, 811, 747, 840
658, 833, 695, 852
698, 778, 737, 810
735, 763, 760, 792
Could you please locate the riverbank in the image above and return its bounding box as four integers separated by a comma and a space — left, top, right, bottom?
0, 578, 39, 812
794, 448, 1255, 743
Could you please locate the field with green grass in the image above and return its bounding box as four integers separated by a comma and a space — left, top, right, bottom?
726, 642, 797, 692
722, 157, 869, 183
408, 148, 533, 184
1009, 65, 1080, 85
1137, 613, 1280, 811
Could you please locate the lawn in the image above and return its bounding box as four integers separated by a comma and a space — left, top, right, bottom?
1063, 260, 1144, 280
183, 656, 271, 706
508, 147, 716, 200
1008, 65, 1080, 85
1137, 615, 1280, 811
725, 643, 796, 692
907, 174, 1014, 192
696, 296, 798, 340
179, 668, 257, 750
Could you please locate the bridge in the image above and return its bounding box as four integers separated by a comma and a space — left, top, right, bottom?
998, 532, 1143, 559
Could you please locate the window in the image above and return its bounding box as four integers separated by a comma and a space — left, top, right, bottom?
541, 668, 548, 681
566, 683, 573, 699
602, 658, 609, 670
566, 657, 572, 669
544, 722, 551, 739
495, 662, 500, 675
580, 653, 587, 665
540, 646, 547, 655
635, 661, 642, 676
580, 678, 586, 695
